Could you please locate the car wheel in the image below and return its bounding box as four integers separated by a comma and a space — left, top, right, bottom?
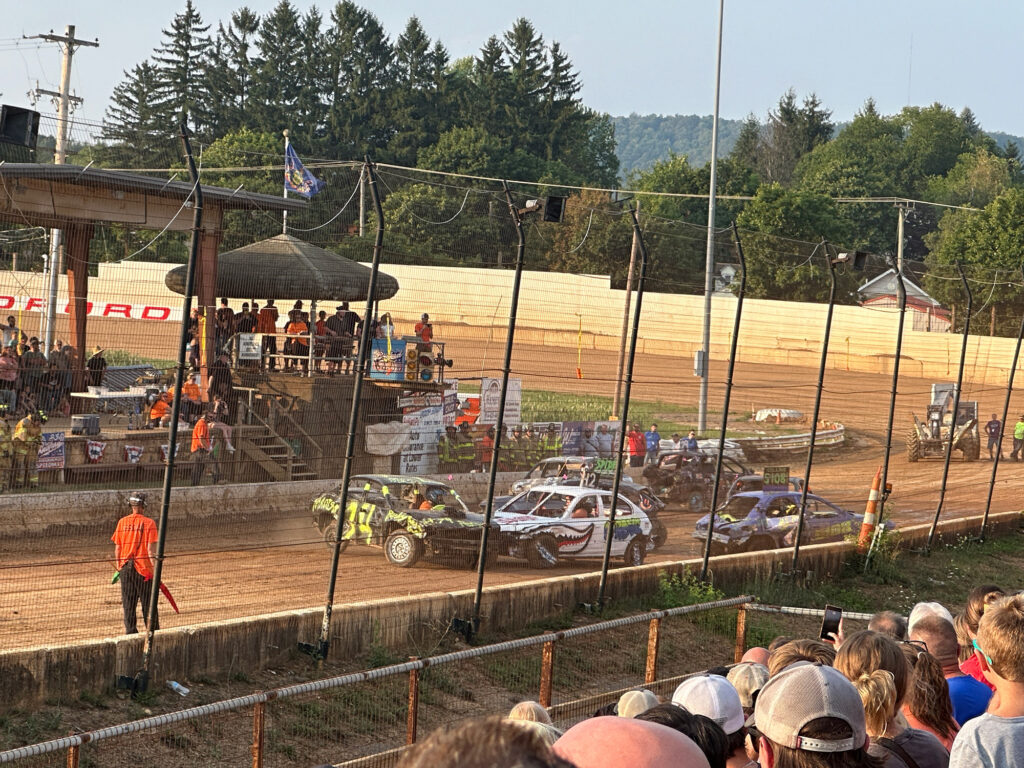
686, 489, 706, 513
743, 535, 776, 553
623, 536, 647, 567
321, 518, 351, 553
384, 530, 424, 567
650, 518, 668, 547
526, 534, 559, 569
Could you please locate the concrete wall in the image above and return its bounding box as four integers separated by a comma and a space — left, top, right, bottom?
1, 262, 1020, 386
2, 510, 1018, 709
1, 472, 523, 539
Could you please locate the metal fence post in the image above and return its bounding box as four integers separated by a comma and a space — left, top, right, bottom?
540, 638, 556, 709
926, 262, 972, 552
645, 616, 662, 685
734, 605, 748, 663
67, 745, 80, 768
407, 657, 420, 745
251, 701, 265, 768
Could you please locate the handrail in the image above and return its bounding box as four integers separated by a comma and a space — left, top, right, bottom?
0, 594, 753, 763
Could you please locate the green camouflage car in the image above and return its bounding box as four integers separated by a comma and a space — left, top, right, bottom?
311, 474, 492, 568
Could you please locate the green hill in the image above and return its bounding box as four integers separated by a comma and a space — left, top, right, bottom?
612, 113, 1024, 180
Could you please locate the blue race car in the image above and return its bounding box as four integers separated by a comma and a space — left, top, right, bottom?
692, 490, 886, 554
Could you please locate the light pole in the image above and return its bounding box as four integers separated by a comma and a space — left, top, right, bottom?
698, 0, 725, 435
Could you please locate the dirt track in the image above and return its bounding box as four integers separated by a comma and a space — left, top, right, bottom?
2, 342, 1021, 649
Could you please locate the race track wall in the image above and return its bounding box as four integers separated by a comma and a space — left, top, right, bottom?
0, 262, 1017, 385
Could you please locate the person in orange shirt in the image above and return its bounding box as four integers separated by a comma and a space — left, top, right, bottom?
256, 299, 279, 370
111, 492, 159, 634
148, 392, 173, 428
190, 412, 217, 486
181, 375, 204, 422
414, 313, 433, 343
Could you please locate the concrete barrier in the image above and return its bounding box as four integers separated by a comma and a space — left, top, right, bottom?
1, 510, 1018, 709
0, 472, 524, 539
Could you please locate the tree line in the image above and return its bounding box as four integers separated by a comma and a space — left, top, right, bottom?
92, 2, 1024, 330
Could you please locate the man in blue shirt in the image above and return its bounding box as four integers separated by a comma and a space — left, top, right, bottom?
644, 424, 661, 465
985, 413, 1003, 461
910, 614, 992, 726
684, 430, 699, 452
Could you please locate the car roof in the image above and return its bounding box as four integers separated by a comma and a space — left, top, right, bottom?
520, 484, 617, 496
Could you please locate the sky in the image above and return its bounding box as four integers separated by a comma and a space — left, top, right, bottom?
1, 0, 1022, 136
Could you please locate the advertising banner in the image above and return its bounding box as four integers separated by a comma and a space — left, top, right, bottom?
479, 377, 522, 425
37, 432, 66, 470
399, 405, 444, 475
369, 338, 407, 381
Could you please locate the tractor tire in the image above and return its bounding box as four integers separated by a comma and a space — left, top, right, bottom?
384, 530, 424, 567
623, 536, 648, 567
906, 428, 922, 463
526, 534, 560, 569
961, 436, 981, 462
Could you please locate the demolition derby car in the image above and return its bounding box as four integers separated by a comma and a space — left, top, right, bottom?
311, 474, 489, 568
493, 485, 654, 568
692, 490, 888, 554
643, 451, 750, 512
500, 456, 667, 547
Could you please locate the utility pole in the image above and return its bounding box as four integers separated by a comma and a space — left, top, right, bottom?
29, 25, 98, 359
697, 0, 725, 435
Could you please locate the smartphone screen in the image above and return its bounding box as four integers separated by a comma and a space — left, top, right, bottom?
820, 604, 843, 640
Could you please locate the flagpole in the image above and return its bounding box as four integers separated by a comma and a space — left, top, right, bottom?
282, 129, 289, 235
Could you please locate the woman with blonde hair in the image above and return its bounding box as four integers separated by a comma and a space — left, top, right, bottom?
900, 643, 959, 751
835, 630, 949, 767
957, 584, 1005, 689
506, 700, 560, 747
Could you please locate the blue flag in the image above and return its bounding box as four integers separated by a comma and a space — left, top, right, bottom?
284, 144, 325, 198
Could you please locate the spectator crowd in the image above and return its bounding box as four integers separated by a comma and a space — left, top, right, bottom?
0, 315, 77, 419
393, 583, 1024, 768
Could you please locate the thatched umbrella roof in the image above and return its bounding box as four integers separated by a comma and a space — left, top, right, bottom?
164, 233, 399, 302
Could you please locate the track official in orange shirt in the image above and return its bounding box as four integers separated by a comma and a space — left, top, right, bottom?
190, 412, 217, 486
111, 492, 159, 634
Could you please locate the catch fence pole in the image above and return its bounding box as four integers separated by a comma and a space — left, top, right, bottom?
540, 638, 556, 709
406, 657, 420, 745
734, 604, 748, 663
791, 242, 836, 571
926, 263, 972, 552
141, 122, 204, 687
645, 616, 661, 685
597, 205, 649, 606
699, 223, 745, 582
313, 158, 385, 659
866, 253, 907, 570
469, 181, 528, 635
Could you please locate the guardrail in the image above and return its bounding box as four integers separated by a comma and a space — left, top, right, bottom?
0, 595, 752, 767
736, 422, 845, 454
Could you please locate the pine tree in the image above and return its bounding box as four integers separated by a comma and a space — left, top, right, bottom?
502, 18, 549, 153
293, 6, 328, 148
249, 0, 303, 136
472, 36, 509, 140
323, 1, 395, 158
151, 0, 213, 134
205, 8, 261, 136
388, 17, 447, 165
101, 61, 166, 166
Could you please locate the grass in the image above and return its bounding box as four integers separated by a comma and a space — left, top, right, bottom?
458, 382, 791, 438
104, 349, 176, 370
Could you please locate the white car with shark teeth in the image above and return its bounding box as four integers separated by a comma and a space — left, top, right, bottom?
493, 485, 654, 569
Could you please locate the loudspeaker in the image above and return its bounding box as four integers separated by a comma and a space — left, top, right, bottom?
543, 195, 566, 223
0, 105, 40, 149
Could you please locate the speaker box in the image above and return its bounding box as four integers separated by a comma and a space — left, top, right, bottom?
0, 105, 40, 149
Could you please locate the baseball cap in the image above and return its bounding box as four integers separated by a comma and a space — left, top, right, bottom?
727, 662, 769, 709
908, 601, 953, 632
554, 717, 710, 768
617, 689, 659, 718
671, 674, 744, 734
753, 662, 866, 753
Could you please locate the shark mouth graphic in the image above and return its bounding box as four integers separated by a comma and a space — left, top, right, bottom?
555, 525, 594, 553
